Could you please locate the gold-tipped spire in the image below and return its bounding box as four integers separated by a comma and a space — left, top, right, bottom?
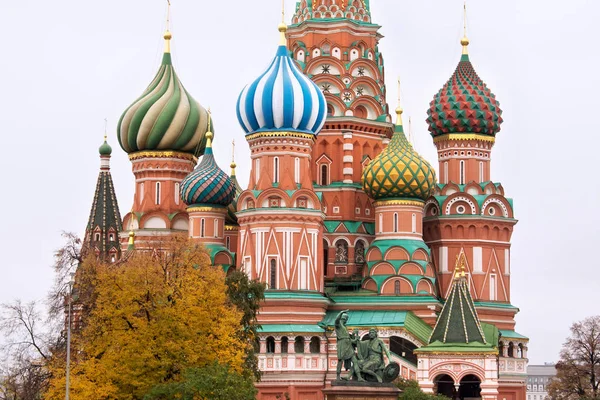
454, 249, 468, 279
128, 208, 136, 250
408, 116, 413, 145
230, 139, 237, 175
206, 108, 213, 148
164, 0, 172, 53
461, 0, 469, 55
103, 117, 108, 142
278, 0, 287, 46
395, 77, 403, 126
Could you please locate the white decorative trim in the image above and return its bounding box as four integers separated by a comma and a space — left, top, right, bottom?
445, 196, 477, 215
481, 198, 509, 218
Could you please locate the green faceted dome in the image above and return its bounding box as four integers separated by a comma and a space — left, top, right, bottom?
99, 138, 112, 156
117, 35, 211, 156
362, 109, 436, 201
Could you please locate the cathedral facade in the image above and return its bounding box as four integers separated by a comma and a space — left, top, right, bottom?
84, 2, 528, 400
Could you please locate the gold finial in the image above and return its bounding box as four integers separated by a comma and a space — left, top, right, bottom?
278, 0, 287, 46
206, 108, 213, 148
395, 77, 403, 126
230, 139, 237, 175
408, 116, 413, 145
461, 0, 469, 55
103, 118, 108, 142
164, 0, 172, 53
128, 208, 136, 249
454, 249, 468, 279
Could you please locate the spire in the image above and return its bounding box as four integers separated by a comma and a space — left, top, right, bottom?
395, 77, 403, 127
127, 208, 136, 251
230, 139, 237, 176
164, 0, 172, 53
205, 109, 213, 150
84, 133, 123, 261
461, 0, 469, 57
428, 249, 487, 345
278, 0, 287, 46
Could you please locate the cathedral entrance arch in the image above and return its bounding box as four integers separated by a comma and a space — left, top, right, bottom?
459, 374, 481, 400
434, 374, 455, 399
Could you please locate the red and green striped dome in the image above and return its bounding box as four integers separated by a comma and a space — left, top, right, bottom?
426, 54, 502, 138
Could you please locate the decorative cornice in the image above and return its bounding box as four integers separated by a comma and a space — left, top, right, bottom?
128, 151, 197, 162
224, 224, 240, 231
245, 131, 316, 141
374, 199, 425, 207
433, 134, 496, 144
187, 205, 228, 214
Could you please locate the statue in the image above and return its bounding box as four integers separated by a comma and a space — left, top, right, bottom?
335, 310, 364, 381
334, 311, 400, 384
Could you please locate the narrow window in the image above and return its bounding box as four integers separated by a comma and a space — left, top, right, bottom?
140, 182, 145, 201
109, 233, 114, 242
273, 157, 279, 183
226, 236, 231, 250
294, 336, 305, 353
310, 337, 321, 354
270, 259, 277, 289
200, 218, 205, 238
94, 233, 100, 242
459, 160, 465, 185
266, 337, 275, 354
294, 157, 300, 184
110, 254, 116, 263
379, 213, 383, 233
394, 280, 400, 295
479, 161, 484, 182
255, 158, 260, 182
443, 162, 448, 184
214, 219, 218, 238
490, 274, 497, 301
155, 182, 161, 205
411, 213, 417, 233
175, 182, 180, 205
393, 213, 398, 232
320, 164, 328, 185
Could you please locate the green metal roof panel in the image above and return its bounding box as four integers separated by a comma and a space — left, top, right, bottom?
369, 239, 431, 258
343, 221, 362, 233
474, 301, 520, 311
264, 291, 329, 301
258, 324, 324, 334
499, 330, 529, 340
324, 221, 341, 233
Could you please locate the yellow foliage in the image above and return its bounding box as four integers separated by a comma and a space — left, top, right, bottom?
45, 237, 246, 400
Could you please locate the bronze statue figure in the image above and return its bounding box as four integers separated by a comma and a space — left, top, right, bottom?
334, 310, 364, 381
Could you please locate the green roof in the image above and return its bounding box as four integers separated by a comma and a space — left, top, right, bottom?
264, 291, 328, 301
368, 239, 431, 259
499, 330, 529, 340
320, 310, 432, 344
258, 324, 324, 334
416, 323, 499, 354
322, 220, 375, 234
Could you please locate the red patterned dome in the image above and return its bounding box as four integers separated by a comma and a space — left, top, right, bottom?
426, 52, 502, 138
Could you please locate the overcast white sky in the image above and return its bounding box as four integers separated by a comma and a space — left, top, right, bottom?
1, 0, 598, 365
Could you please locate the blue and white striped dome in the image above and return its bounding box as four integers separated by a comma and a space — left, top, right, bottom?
236, 46, 327, 136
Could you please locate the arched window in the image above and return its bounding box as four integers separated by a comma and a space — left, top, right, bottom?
460, 160, 465, 185
354, 105, 367, 119
269, 259, 277, 289
109, 233, 115, 242
226, 236, 231, 250
412, 213, 417, 233
140, 182, 145, 201
155, 182, 161, 205
255, 158, 260, 182
175, 182, 180, 205
94, 233, 100, 242
498, 341, 505, 356
281, 337, 289, 354
394, 280, 400, 295
379, 213, 383, 233
214, 219, 219, 238
393, 213, 399, 232
273, 157, 279, 183
355, 240, 365, 265
508, 342, 515, 357
335, 240, 348, 263
294, 336, 305, 353
200, 218, 205, 238
327, 104, 334, 116
320, 164, 329, 186
110, 254, 116, 263
322, 43, 331, 54
310, 337, 321, 354
266, 336, 275, 353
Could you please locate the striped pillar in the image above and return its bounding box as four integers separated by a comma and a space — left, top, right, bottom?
342, 131, 354, 183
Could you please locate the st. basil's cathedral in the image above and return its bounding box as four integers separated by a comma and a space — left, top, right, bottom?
84, 1, 529, 399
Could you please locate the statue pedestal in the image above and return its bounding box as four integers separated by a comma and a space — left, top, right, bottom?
323, 381, 401, 400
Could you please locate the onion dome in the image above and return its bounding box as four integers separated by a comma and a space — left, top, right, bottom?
236, 24, 327, 136
362, 104, 436, 201
180, 129, 235, 207
426, 37, 502, 138
99, 136, 112, 156
117, 30, 211, 156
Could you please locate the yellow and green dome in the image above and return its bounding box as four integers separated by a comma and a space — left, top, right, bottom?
117, 32, 211, 156
362, 109, 436, 201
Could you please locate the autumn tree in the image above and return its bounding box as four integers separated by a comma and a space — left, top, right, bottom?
44, 237, 250, 400
548, 316, 600, 400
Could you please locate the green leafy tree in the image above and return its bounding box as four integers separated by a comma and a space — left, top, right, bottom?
144, 362, 257, 400
396, 379, 450, 400
225, 270, 266, 381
